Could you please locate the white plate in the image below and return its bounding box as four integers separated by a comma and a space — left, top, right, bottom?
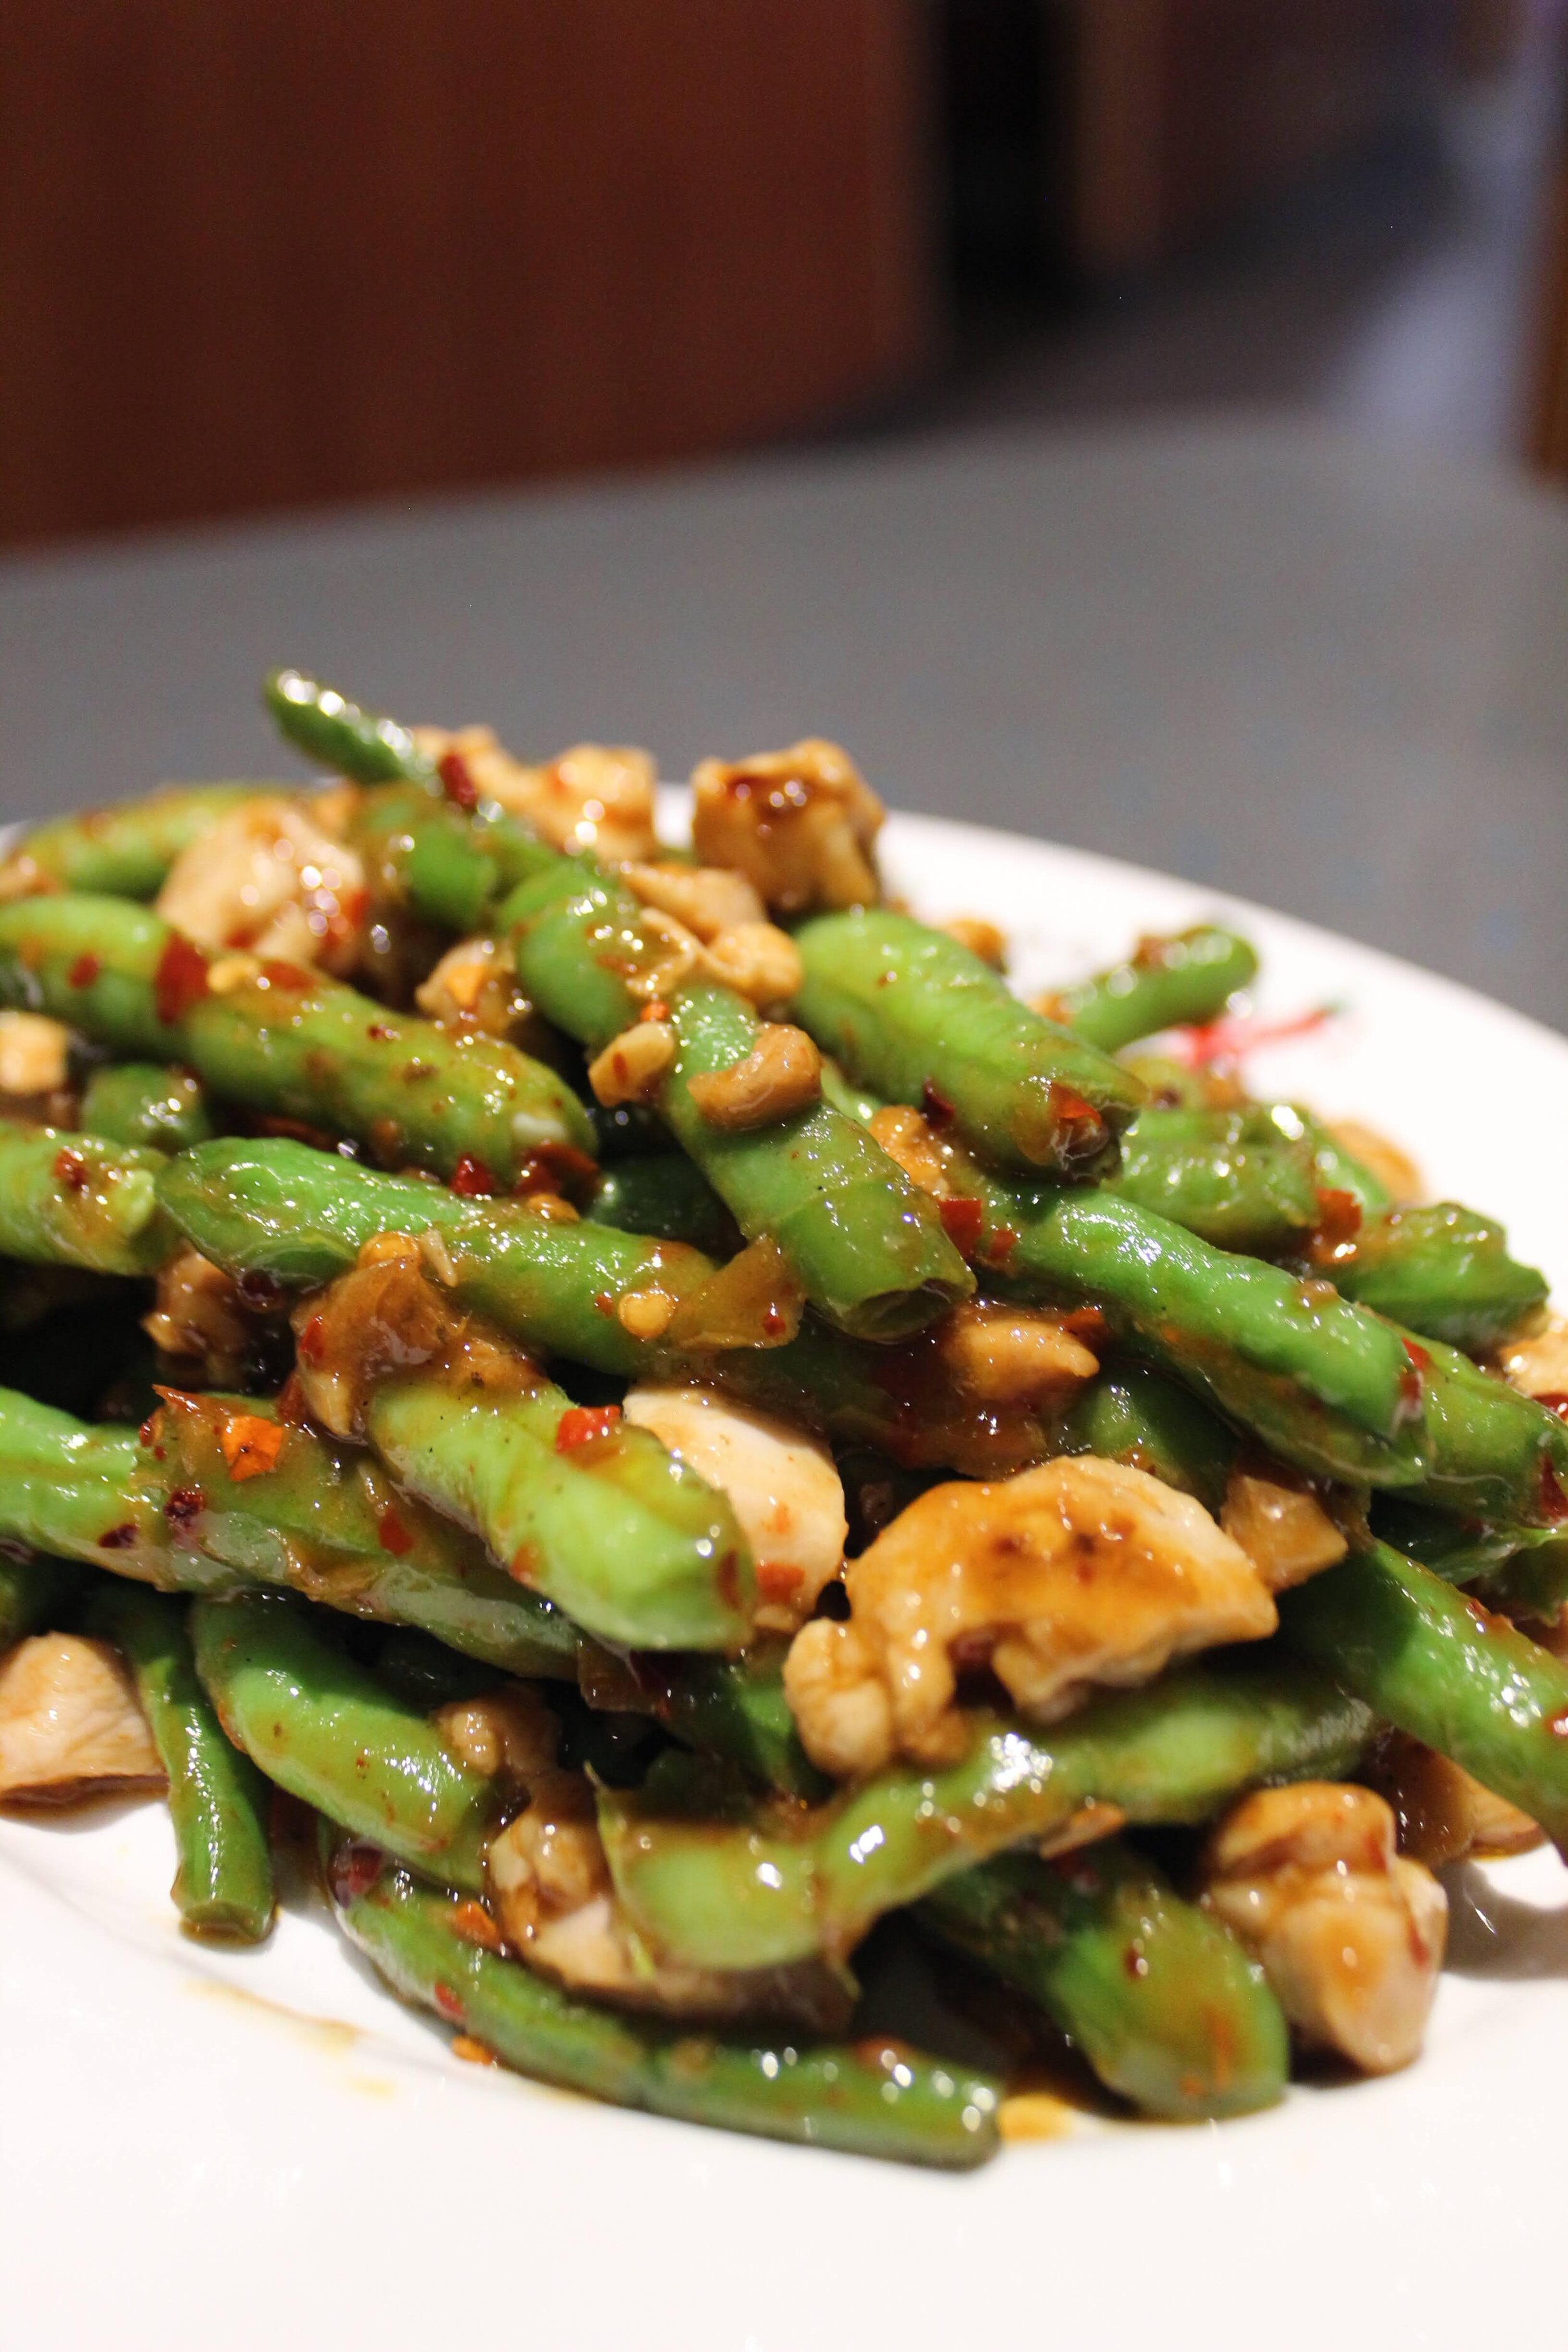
4, 812, 1567, 2352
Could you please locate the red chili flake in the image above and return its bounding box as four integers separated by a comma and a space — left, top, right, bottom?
164, 1486, 205, 1532
53, 1146, 88, 1193
67, 952, 100, 989
297, 1313, 326, 1365
1536, 1394, 1568, 1425
449, 1900, 503, 1952
377, 1506, 415, 1555
521, 1140, 598, 1199
985, 1222, 1019, 1266
432, 1981, 465, 2022
921, 1079, 956, 1128
1123, 1944, 1150, 1981
139, 1411, 160, 1447
449, 1154, 499, 1197
1398, 1335, 1429, 1416
1549, 1709, 1568, 1740
591, 1290, 617, 1317
218, 1414, 286, 1481
97, 1523, 139, 1550
555, 1402, 622, 1453
329, 1840, 385, 1905
1173, 1002, 1339, 1069
274, 1372, 312, 1426
641, 999, 670, 1024
762, 1305, 787, 1337
366, 1022, 396, 1042
153, 934, 211, 1024
1311, 1186, 1363, 1262
756, 1560, 805, 1604
438, 751, 478, 810
938, 1195, 984, 1254
1049, 1083, 1106, 1162
260, 960, 313, 990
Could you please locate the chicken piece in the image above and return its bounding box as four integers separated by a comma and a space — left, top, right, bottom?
485, 1767, 849, 2028
587, 1019, 677, 1108
690, 739, 883, 916
413, 725, 659, 863
623, 1384, 847, 1633
0, 1011, 71, 1098
0, 1634, 164, 1804
1202, 1781, 1447, 2074
155, 797, 367, 973
1369, 1733, 1542, 1868
144, 1244, 289, 1389
1500, 1311, 1568, 1401
684, 1024, 822, 1129
783, 1456, 1276, 1777
622, 860, 766, 941
700, 922, 803, 1012
938, 1302, 1099, 1406
1219, 1468, 1347, 1592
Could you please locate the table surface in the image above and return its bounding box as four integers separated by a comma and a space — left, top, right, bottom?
4, 415, 1566, 1029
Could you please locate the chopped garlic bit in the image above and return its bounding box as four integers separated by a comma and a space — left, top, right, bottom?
0, 1635, 164, 1804
1202, 1782, 1446, 2075
623, 1384, 847, 1631
415, 935, 534, 1039
784, 1456, 1275, 1779
690, 739, 883, 916
155, 797, 366, 972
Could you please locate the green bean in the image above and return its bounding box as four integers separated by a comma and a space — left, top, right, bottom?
79, 1063, 215, 1154
350, 781, 558, 935
265, 669, 438, 787
1368, 1495, 1539, 1587
586, 1156, 736, 1256
1057, 1365, 1238, 1515
791, 907, 1145, 1177
919, 1840, 1288, 2121
0, 1387, 172, 1581
1399, 1330, 1568, 1523
1280, 1540, 1568, 1844
0, 1382, 577, 1674
626, 1641, 832, 1802
506, 867, 970, 1338
87, 1582, 275, 1940
158, 1138, 715, 1374
0, 893, 594, 1177
1108, 1104, 1319, 1254
1481, 1534, 1568, 1626
0, 1553, 83, 1646
1293, 1111, 1392, 1213
192, 1591, 499, 1888
599, 1660, 1372, 1969
1325, 1204, 1547, 1353
0, 1126, 173, 1276
328, 1855, 1000, 2168
1054, 926, 1259, 1056
151, 1387, 578, 1677
1, 783, 278, 899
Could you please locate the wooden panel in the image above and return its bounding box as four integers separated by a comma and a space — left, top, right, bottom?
1064, 0, 1419, 278
0, 0, 936, 543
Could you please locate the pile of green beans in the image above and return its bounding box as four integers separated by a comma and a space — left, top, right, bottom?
1, 663, 1560, 2170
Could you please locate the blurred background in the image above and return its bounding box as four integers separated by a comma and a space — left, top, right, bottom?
6, 0, 1568, 1019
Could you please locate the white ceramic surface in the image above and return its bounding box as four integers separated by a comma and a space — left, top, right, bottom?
4, 810, 1566, 2352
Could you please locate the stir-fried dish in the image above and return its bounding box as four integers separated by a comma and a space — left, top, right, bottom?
1, 670, 1564, 2168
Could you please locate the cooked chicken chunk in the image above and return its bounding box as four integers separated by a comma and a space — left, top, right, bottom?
690, 739, 883, 916
155, 797, 366, 972
0, 1635, 164, 1804
623, 1384, 847, 1632
1202, 1781, 1447, 2074
413, 725, 659, 862
1219, 1468, 1347, 1591
938, 1302, 1099, 1405
0, 1011, 72, 1097
784, 1456, 1276, 1777
622, 860, 766, 941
